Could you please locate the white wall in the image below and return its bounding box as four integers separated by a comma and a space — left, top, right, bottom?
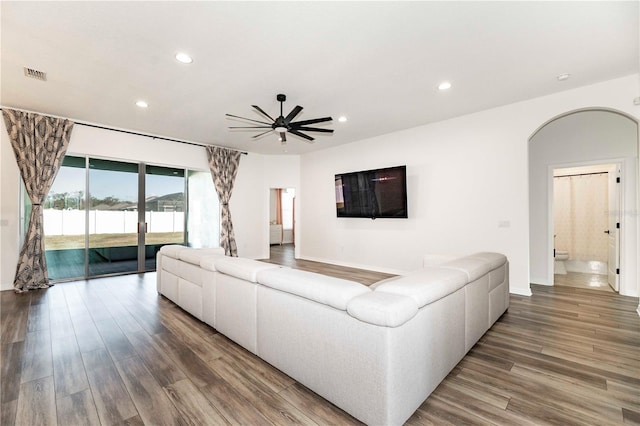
529, 111, 638, 296
2, 75, 638, 297
299, 75, 640, 297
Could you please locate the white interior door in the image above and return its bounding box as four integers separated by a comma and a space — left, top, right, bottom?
607, 165, 621, 291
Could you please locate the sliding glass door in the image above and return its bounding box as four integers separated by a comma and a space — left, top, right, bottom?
144, 165, 186, 271
43, 156, 192, 280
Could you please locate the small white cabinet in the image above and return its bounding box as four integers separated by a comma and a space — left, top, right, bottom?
269, 224, 283, 245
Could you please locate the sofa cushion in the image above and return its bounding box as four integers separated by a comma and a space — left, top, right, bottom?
374, 267, 468, 308
159, 244, 188, 259
160, 255, 181, 275
369, 275, 401, 290
200, 255, 220, 272
213, 257, 280, 282
467, 252, 507, 270
178, 247, 225, 265
257, 268, 370, 311
347, 292, 418, 327
439, 257, 491, 282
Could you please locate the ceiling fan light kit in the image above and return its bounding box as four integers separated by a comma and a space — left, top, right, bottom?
226, 93, 333, 144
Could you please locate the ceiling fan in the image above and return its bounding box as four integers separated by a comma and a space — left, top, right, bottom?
226, 94, 333, 143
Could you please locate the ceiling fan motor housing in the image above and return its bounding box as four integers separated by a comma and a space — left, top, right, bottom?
274, 116, 288, 132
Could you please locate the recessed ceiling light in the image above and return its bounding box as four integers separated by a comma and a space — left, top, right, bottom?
438, 81, 452, 91
338, 116, 347, 123
175, 52, 193, 64
557, 73, 570, 81
136, 100, 148, 108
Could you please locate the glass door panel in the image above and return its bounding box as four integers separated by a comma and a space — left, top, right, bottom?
144, 165, 186, 271
44, 156, 86, 280
88, 158, 139, 277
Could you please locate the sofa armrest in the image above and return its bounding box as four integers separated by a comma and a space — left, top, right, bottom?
178, 247, 225, 265
347, 292, 418, 327
159, 244, 189, 259
374, 267, 468, 308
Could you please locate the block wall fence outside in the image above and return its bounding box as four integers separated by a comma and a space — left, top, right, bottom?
43, 210, 185, 235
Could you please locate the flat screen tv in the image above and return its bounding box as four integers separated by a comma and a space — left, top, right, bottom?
335, 165, 408, 219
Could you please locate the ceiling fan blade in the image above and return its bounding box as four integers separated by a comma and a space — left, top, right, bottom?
252, 129, 273, 138
290, 116, 332, 127
225, 114, 272, 126
252, 105, 275, 122
294, 126, 334, 133
279, 132, 287, 142
228, 126, 273, 129
284, 105, 303, 124
289, 129, 315, 141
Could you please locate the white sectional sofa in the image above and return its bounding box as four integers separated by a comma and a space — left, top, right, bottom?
157, 246, 509, 425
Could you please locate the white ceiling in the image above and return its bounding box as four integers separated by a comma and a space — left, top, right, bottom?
1, 1, 638, 155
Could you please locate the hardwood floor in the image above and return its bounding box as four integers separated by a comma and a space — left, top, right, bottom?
1, 253, 638, 425
265, 244, 395, 286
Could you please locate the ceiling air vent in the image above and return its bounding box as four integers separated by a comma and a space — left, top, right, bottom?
23, 67, 47, 81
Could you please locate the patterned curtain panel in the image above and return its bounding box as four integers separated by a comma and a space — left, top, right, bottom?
206, 146, 242, 256
2, 109, 74, 292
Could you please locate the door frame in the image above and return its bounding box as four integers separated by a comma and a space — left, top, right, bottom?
266, 187, 298, 258
548, 159, 624, 290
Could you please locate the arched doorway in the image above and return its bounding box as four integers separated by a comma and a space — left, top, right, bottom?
528, 109, 638, 296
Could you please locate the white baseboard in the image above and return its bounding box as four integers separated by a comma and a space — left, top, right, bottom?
510, 286, 533, 296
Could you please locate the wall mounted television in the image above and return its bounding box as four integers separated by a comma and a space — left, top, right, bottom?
335, 165, 408, 219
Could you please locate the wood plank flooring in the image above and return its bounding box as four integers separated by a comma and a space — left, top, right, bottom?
265, 244, 395, 286
1, 250, 638, 425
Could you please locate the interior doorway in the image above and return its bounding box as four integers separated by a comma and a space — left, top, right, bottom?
551, 163, 621, 292
528, 108, 638, 298
269, 187, 295, 252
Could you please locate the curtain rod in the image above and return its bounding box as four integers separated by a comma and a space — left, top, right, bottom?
0, 107, 247, 155
554, 171, 608, 178
75, 122, 248, 155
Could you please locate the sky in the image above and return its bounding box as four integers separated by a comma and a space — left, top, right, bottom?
50, 167, 185, 202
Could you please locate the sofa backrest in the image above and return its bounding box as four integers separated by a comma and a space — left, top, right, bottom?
257, 267, 370, 311
213, 257, 280, 282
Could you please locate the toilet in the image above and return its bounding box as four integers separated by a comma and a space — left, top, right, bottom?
555, 250, 569, 261
554, 250, 569, 274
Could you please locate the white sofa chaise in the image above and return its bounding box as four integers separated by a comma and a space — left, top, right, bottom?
157, 246, 509, 425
